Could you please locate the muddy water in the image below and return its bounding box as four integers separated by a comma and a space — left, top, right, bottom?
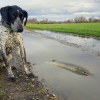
22, 30, 100, 100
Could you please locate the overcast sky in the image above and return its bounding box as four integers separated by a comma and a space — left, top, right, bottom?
0, 0, 100, 21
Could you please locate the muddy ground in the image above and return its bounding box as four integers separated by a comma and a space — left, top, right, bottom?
0, 49, 57, 100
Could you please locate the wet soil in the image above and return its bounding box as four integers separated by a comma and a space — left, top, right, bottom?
0, 49, 57, 100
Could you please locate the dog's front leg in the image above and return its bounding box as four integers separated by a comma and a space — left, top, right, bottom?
7, 65, 15, 81
19, 43, 33, 76
1, 48, 15, 81
6, 54, 15, 81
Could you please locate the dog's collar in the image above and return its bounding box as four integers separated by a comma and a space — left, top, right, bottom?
1, 19, 13, 31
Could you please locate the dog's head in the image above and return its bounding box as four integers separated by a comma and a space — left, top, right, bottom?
0, 5, 28, 32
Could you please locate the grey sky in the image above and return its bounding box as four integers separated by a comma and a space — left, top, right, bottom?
0, 0, 100, 21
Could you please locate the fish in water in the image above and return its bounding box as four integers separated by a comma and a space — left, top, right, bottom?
45, 60, 92, 76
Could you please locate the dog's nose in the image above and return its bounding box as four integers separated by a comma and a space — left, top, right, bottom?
17, 27, 23, 32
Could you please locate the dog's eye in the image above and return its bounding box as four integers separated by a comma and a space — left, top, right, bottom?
12, 15, 14, 17
22, 16, 24, 18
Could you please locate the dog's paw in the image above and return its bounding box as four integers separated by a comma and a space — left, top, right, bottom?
8, 77, 16, 82
11, 66, 16, 70
27, 73, 34, 77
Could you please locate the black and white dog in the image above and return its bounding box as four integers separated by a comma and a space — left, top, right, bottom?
0, 5, 32, 81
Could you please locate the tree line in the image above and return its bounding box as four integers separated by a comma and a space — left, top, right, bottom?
27, 16, 100, 24
27, 18, 57, 24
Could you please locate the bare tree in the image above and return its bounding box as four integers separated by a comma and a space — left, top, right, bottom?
88, 17, 95, 23
74, 17, 87, 23
27, 19, 38, 24
74, 17, 79, 23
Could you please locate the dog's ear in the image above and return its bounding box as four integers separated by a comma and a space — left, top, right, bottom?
23, 10, 28, 26
0, 6, 11, 22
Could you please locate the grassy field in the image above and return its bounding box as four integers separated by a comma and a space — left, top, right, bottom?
25, 23, 100, 37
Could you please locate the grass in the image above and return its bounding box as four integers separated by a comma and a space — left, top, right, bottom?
25, 23, 100, 37
92, 44, 96, 47
39, 88, 44, 94
27, 83, 34, 88
0, 91, 8, 100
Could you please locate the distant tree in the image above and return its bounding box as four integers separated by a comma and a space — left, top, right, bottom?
70, 19, 74, 23
97, 15, 100, 22
39, 18, 49, 24
94, 19, 100, 22
80, 17, 87, 23
74, 17, 87, 23
57, 21, 62, 24
48, 21, 57, 24
88, 17, 95, 23
27, 16, 100, 24
65, 20, 72, 23
27, 18, 38, 24
74, 17, 79, 23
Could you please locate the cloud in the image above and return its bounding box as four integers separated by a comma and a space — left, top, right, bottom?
95, 0, 100, 3
74, 12, 99, 15
50, 9, 62, 14
22, 0, 100, 16
0, 0, 100, 21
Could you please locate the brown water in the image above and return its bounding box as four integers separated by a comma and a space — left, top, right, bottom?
22, 30, 100, 100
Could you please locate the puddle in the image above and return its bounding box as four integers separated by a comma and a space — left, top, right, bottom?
35, 30, 100, 52
21, 31, 100, 100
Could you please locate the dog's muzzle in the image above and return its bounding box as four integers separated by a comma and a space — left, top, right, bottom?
17, 27, 23, 32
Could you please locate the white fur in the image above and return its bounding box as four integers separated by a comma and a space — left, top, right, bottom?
0, 24, 31, 79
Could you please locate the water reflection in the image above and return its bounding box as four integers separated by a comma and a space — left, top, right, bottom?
21, 32, 100, 100
35, 30, 100, 52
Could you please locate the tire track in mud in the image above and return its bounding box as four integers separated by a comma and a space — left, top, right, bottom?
24, 30, 100, 57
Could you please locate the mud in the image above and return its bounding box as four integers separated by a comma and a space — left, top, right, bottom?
0, 49, 57, 100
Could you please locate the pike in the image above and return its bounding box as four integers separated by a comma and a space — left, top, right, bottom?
45, 60, 93, 76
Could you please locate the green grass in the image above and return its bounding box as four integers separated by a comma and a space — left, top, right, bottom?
39, 88, 44, 94
25, 23, 100, 37
0, 91, 8, 100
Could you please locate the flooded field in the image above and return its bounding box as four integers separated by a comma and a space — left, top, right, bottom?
22, 30, 100, 100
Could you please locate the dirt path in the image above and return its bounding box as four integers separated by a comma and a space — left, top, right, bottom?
0, 49, 57, 100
